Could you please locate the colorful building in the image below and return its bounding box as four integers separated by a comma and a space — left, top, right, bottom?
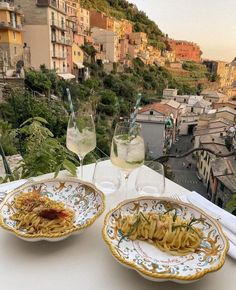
196, 134, 229, 186
78, 7, 90, 35
91, 27, 119, 63
90, 10, 114, 31
14, 0, 74, 76
167, 39, 201, 63
65, 0, 78, 74
128, 32, 148, 59
0, 1, 24, 69
209, 157, 236, 208
203, 60, 228, 87
120, 19, 132, 38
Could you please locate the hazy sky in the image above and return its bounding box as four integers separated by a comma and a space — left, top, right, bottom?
130, 0, 236, 62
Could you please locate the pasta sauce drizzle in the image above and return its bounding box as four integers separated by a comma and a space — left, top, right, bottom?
10, 191, 75, 235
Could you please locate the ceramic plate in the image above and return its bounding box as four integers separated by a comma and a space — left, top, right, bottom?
103, 196, 229, 283
0, 178, 105, 242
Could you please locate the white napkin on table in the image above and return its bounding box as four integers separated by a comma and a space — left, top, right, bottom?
186, 191, 236, 259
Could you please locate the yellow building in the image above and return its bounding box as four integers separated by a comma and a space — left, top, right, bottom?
72, 42, 83, 64
14, 0, 73, 74
0, 1, 24, 69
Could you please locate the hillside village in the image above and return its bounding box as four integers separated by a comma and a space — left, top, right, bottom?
0, 0, 236, 212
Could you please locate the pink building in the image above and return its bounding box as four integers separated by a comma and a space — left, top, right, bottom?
119, 38, 129, 60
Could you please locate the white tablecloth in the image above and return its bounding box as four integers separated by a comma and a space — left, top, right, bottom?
0, 163, 235, 290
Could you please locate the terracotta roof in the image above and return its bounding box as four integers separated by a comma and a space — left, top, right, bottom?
194, 118, 231, 136
200, 142, 229, 155
211, 157, 236, 177
215, 100, 236, 106
217, 106, 236, 115
139, 103, 178, 118
161, 100, 181, 110
199, 134, 225, 145
201, 90, 227, 99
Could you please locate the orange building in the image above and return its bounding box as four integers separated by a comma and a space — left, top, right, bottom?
128, 32, 148, 59
90, 10, 114, 31
120, 19, 132, 38
167, 39, 201, 63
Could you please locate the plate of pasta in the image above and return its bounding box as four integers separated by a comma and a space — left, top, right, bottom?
103, 196, 229, 283
0, 178, 105, 241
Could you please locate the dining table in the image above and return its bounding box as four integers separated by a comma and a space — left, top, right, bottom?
0, 161, 235, 290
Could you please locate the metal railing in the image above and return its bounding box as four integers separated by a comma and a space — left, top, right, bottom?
50, 19, 66, 30
51, 36, 72, 46
0, 21, 22, 30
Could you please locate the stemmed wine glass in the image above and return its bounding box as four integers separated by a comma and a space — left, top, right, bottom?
135, 161, 165, 196
66, 113, 96, 179
110, 120, 145, 199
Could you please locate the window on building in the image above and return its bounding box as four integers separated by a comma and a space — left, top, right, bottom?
14, 47, 17, 55
51, 12, 54, 24
191, 107, 194, 112
61, 17, 64, 28
53, 61, 56, 70
13, 31, 16, 39
150, 111, 154, 115
74, 51, 76, 56
53, 44, 56, 57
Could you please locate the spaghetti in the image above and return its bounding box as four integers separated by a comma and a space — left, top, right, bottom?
10, 191, 75, 235
117, 211, 204, 255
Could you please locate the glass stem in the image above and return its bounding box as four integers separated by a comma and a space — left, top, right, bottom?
79, 157, 84, 180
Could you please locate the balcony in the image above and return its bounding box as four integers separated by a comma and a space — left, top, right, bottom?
0, 2, 23, 15
0, 21, 23, 31
51, 19, 66, 31
51, 36, 72, 46
52, 54, 66, 60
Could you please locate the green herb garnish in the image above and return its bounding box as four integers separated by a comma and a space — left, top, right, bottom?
118, 215, 141, 247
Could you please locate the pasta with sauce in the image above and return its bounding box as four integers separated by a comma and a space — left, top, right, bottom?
10, 191, 75, 235
117, 211, 204, 255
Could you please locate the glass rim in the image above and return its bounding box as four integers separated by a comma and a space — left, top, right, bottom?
115, 120, 141, 128
69, 113, 93, 117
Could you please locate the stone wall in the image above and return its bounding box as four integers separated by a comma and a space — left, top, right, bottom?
0, 154, 23, 178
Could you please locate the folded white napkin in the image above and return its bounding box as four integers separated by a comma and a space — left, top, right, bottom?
185, 191, 236, 260
187, 191, 236, 235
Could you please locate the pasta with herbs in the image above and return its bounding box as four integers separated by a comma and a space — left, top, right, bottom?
10, 191, 75, 235
117, 211, 204, 255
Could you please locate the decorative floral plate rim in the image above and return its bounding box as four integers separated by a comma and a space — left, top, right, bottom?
102, 196, 229, 282
0, 177, 105, 240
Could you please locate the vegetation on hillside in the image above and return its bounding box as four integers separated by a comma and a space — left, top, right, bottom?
0, 59, 202, 181
81, 0, 165, 49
